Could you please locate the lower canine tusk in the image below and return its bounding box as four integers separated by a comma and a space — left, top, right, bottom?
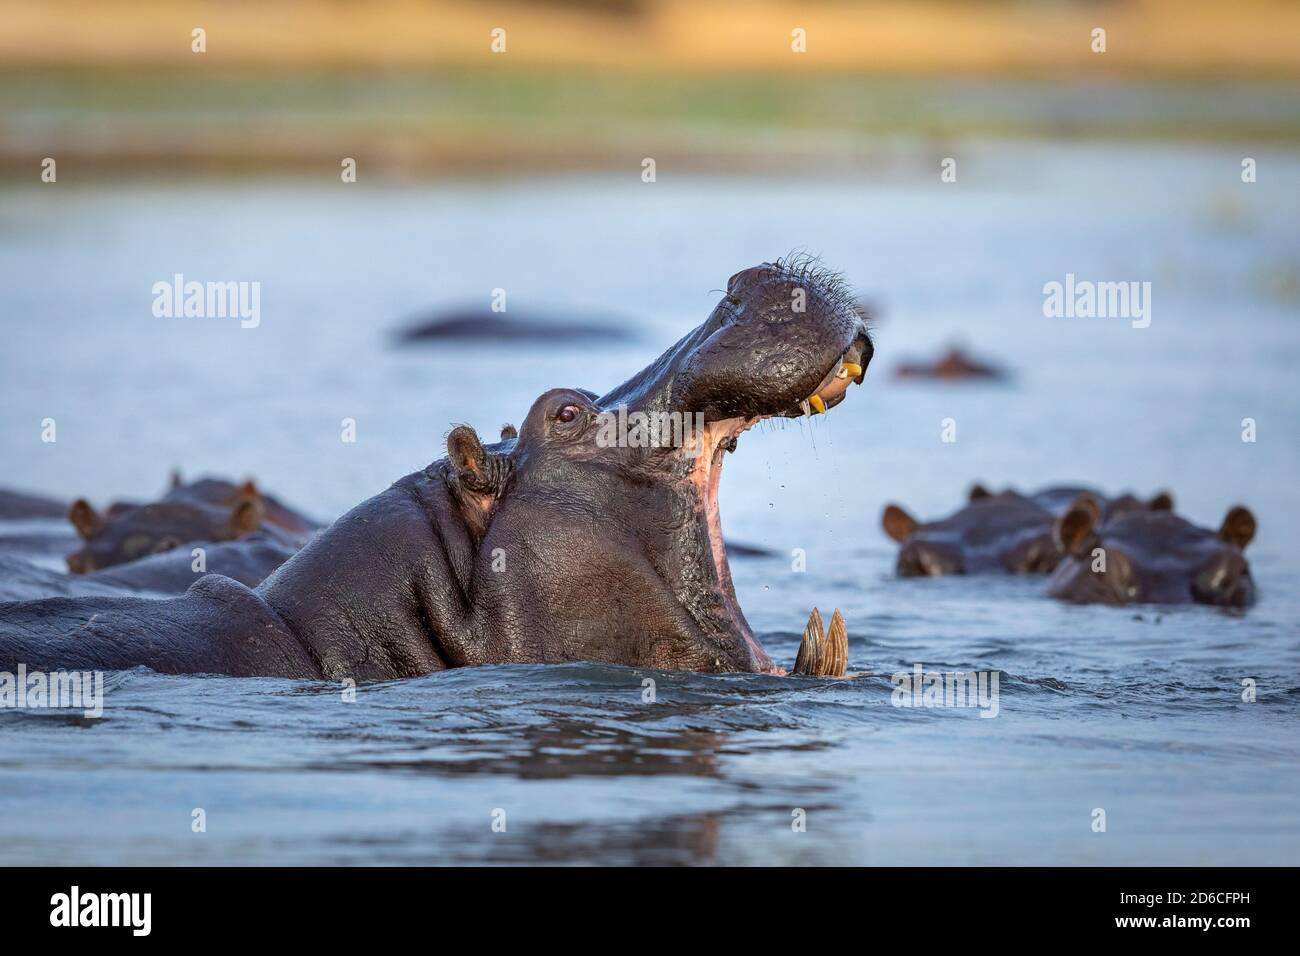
792, 607, 848, 677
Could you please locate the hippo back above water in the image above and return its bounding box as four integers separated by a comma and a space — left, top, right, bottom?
893, 346, 1007, 382
0, 489, 69, 521
0, 532, 299, 602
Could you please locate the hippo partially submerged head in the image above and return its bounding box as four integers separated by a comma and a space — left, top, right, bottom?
65, 477, 317, 573
0, 259, 870, 680
66, 490, 265, 573
882, 484, 1173, 577
1047, 503, 1257, 607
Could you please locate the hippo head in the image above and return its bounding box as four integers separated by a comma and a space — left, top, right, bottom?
881, 485, 1065, 576
439, 258, 872, 673
882, 502, 966, 576
1047, 503, 1257, 607
66, 492, 265, 573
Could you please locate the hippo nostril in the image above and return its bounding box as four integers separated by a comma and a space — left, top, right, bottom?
1194, 554, 1248, 605
898, 544, 961, 578
920, 551, 960, 577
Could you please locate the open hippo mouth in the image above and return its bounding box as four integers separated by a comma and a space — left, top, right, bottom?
692, 356, 868, 674
593, 256, 873, 676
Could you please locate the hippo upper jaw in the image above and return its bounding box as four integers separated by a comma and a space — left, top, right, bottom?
601, 258, 872, 425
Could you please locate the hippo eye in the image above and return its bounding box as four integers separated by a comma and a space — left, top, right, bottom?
152, 536, 182, 555
556, 405, 580, 424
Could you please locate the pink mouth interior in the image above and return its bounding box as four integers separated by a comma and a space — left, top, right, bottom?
691, 418, 782, 674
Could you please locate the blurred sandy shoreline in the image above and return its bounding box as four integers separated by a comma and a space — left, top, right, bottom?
2, 1, 1298, 179
4, 0, 1299, 76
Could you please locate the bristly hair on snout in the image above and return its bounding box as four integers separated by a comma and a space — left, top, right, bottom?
770, 250, 873, 337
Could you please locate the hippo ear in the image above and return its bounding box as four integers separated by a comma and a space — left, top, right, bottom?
1219, 506, 1256, 550
968, 483, 991, 502
1054, 505, 1098, 557
499, 423, 518, 441
1068, 492, 1103, 524
68, 499, 104, 539
228, 496, 265, 538
881, 504, 918, 543
1149, 491, 1174, 512
448, 425, 509, 495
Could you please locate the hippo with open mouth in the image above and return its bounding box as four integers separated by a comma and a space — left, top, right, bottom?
0, 259, 870, 680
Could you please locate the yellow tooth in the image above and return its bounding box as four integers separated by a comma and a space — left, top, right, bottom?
841, 362, 863, 378
808, 394, 826, 414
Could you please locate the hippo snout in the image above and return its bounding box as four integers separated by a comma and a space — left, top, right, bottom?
66, 550, 93, 574
897, 541, 964, 577
1193, 553, 1254, 607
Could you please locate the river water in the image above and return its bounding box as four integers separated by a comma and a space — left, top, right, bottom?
1, 141, 1298, 864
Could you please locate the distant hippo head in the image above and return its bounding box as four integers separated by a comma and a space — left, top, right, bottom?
1097, 490, 1174, 521
438, 257, 873, 673
1047, 503, 1257, 607
882, 486, 1063, 576
66, 493, 265, 573
166, 474, 320, 537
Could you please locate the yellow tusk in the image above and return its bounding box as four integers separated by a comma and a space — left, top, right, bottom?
808, 394, 826, 414
842, 362, 863, 378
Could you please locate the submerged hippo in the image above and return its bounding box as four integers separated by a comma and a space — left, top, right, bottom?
893, 346, 1006, 382
0, 487, 78, 561
396, 309, 636, 345
882, 484, 1173, 577
0, 533, 297, 601
65, 476, 317, 573
0, 488, 68, 520
1047, 503, 1257, 607
0, 259, 870, 680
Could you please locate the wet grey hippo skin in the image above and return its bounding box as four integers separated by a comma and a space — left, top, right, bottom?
0, 259, 872, 679
1047, 502, 1257, 607
882, 484, 1174, 577
65, 475, 318, 573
